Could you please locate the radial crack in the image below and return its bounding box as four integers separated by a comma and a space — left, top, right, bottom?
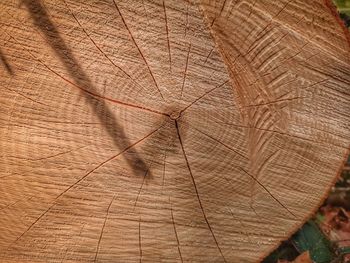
171, 205, 183, 263
39, 57, 165, 115
3, 84, 49, 107
180, 44, 191, 99
210, 0, 227, 27
6, 33, 166, 116
113, 0, 165, 101
163, 0, 172, 72
133, 161, 153, 211
241, 97, 305, 108
63, 0, 146, 93
94, 194, 116, 262
139, 216, 142, 263
240, 168, 297, 218
180, 80, 229, 114
175, 120, 227, 262
55, 125, 165, 201
204, 48, 214, 65
161, 148, 167, 192
9, 204, 52, 248
7, 124, 165, 246
184, 2, 189, 37
192, 126, 247, 159
31, 145, 87, 161
161, 137, 175, 192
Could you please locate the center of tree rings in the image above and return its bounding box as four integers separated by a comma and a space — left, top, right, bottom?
169, 110, 181, 120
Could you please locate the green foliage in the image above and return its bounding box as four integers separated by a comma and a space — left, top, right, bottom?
262, 242, 299, 263
292, 221, 334, 263
263, 221, 335, 263
334, 0, 350, 20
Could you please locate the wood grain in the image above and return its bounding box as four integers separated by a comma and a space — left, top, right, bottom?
0, 0, 349, 262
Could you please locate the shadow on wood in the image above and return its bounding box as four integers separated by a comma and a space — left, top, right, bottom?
23, 0, 150, 177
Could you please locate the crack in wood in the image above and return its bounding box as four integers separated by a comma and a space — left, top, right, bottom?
139, 216, 142, 263
240, 167, 297, 218
170, 204, 183, 263
163, 0, 172, 72
180, 44, 191, 99
112, 0, 165, 101
192, 126, 247, 160
180, 79, 229, 114
63, 0, 147, 96
133, 161, 154, 212
5, 123, 165, 250
94, 194, 117, 262
175, 119, 227, 263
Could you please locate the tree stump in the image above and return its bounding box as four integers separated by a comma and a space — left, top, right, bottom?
0, 0, 349, 262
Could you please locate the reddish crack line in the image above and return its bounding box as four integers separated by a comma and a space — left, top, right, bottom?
41, 58, 167, 116
6, 33, 167, 117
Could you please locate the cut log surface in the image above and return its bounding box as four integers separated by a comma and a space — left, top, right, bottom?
0, 0, 349, 262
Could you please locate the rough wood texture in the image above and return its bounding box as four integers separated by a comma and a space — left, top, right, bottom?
0, 0, 349, 262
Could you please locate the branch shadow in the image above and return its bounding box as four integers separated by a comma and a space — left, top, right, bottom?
0, 48, 14, 75
23, 0, 150, 177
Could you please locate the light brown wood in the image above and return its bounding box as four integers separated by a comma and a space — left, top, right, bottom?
0, 0, 349, 262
